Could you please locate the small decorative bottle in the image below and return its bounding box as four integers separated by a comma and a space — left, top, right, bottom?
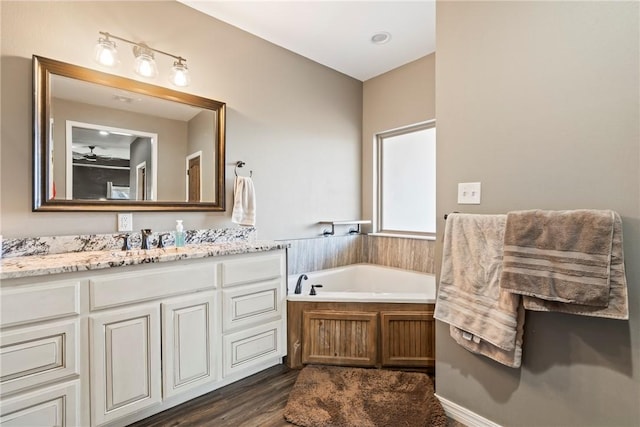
175, 220, 185, 248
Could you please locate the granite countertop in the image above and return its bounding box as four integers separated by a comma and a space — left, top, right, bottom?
1, 240, 288, 280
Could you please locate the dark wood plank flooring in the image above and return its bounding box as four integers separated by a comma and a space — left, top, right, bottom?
129, 364, 297, 427
129, 363, 465, 427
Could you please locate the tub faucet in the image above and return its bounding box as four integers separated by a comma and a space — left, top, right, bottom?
141, 229, 152, 250
294, 274, 308, 294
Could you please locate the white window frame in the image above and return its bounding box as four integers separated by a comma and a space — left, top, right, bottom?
374, 120, 436, 239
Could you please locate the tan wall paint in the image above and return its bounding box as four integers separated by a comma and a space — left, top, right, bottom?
362, 54, 436, 227
435, 2, 639, 426
0, 1, 362, 240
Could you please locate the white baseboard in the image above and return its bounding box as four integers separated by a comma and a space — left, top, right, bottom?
435, 394, 502, 427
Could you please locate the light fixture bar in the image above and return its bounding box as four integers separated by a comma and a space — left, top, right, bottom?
99, 31, 186, 63
96, 31, 190, 86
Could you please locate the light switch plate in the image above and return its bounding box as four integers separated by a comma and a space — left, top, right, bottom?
117, 213, 133, 232
458, 182, 481, 204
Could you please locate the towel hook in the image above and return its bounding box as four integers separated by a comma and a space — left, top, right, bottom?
234, 161, 253, 177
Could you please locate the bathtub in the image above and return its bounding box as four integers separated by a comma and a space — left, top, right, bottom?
287, 263, 436, 303
286, 263, 436, 370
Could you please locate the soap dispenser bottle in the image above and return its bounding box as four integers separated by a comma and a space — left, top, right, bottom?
175, 220, 185, 248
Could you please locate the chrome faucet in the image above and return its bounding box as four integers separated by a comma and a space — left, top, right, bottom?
141, 229, 152, 250
294, 274, 308, 294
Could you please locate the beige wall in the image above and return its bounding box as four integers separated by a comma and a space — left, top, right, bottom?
435, 2, 639, 426
0, 1, 362, 240
362, 54, 436, 227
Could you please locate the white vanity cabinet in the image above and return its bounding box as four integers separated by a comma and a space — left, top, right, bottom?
88, 262, 218, 426
0, 249, 286, 427
0, 280, 82, 426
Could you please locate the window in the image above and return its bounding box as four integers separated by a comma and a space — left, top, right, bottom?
376, 121, 436, 237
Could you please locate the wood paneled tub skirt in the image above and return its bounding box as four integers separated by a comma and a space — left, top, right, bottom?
287, 264, 436, 370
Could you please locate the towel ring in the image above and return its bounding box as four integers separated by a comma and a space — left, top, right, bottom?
234, 161, 253, 177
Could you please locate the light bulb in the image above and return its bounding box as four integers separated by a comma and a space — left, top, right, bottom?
133, 45, 158, 78
94, 37, 118, 67
170, 61, 191, 87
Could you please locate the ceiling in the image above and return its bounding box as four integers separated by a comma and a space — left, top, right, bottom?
53, 74, 203, 122
179, 1, 436, 81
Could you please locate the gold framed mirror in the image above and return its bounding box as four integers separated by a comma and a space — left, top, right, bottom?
33, 55, 226, 211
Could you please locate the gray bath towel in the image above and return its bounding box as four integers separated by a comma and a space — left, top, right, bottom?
434, 214, 524, 368
523, 211, 629, 319
500, 209, 615, 307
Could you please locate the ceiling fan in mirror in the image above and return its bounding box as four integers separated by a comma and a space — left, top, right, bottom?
73, 145, 122, 166
84, 145, 98, 162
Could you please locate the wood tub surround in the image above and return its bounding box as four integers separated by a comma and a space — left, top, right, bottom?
287, 301, 435, 370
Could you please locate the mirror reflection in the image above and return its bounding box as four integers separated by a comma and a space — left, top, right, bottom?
34, 56, 226, 211
66, 122, 158, 201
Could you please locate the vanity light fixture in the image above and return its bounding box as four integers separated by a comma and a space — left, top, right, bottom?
94, 31, 190, 87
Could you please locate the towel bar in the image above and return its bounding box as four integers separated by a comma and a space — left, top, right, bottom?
234, 161, 253, 177
318, 220, 372, 236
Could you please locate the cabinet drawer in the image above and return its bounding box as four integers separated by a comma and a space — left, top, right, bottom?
1, 282, 80, 328
90, 263, 217, 310
222, 279, 282, 332
221, 253, 282, 287
0, 381, 79, 426
223, 320, 283, 377
0, 320, 79, 397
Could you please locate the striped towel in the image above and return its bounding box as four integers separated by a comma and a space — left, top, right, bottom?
499, 209, 615, 307
522, 211, 629, 320
434, 214, 524, 368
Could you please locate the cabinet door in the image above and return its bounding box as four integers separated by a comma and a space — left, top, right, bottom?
162, 292, 217, 398
90, 304, 161, 426
302, 310, 378, 367
380, 311, 435, 368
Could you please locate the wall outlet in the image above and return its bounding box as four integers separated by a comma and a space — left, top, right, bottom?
117, 213, 133, 232
458, 182, 481, 204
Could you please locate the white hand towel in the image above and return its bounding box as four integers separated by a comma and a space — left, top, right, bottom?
231, 176, 256, 226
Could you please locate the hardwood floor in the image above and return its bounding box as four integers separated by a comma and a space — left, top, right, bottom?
130, 363, 465, 427
129, 364, 297, 427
